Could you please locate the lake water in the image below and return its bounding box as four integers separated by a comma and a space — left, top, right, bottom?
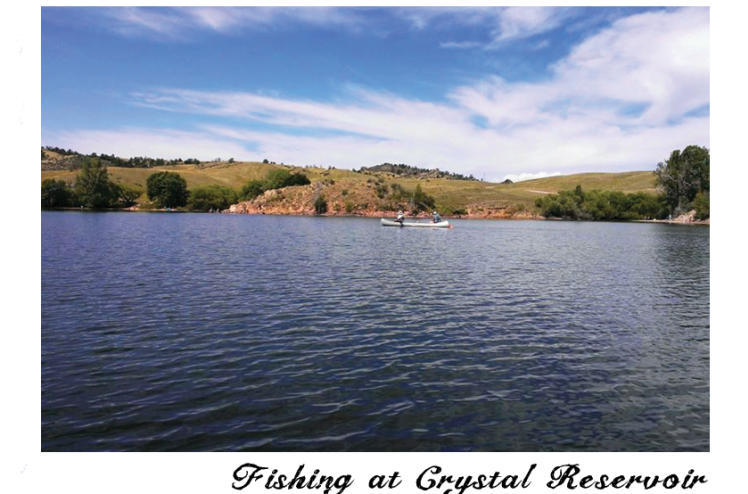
42, 212, 709, 451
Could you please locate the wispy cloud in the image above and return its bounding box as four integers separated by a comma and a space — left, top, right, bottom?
410, 7, 579, 50
489, 7, 574, 45
396, 7, 495, 31
55, 8, 709, 180
99, 7, 191, 40
440, 41, 482, 49
95, 7, 364, 40
74, 7, 616, 51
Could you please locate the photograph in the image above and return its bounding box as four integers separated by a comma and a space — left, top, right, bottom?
41, 6, 709, 452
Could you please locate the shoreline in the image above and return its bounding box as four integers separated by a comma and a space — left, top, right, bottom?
42, 207, 710, 225
634, 218, 710, 226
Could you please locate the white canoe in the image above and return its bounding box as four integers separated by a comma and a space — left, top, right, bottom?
381, 219, 451, 228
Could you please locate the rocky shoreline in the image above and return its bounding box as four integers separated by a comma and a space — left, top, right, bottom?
226, 200, 540, 220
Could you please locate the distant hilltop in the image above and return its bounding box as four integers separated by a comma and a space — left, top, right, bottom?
41, 148, 478, 181
42, 146, 204, 171
358, 162, 480, 181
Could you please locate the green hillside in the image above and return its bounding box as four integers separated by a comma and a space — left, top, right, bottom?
41, 159, 657, 212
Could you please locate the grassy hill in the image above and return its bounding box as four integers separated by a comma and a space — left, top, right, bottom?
41, 158, 657, 213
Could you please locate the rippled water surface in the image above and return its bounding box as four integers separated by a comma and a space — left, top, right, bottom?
42, 212, 709, 451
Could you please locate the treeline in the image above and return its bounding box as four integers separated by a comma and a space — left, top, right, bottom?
41, 161, 211, 210
537, 145, 709, 221
42, 147, 202, 168
94, 154, 202, 168
536, 186, 669, 221
359, 163, 479, 181
42, 146, 80, 157
41, 161, 224, 211
42, 162, 315, 212
42, 158, 143, 209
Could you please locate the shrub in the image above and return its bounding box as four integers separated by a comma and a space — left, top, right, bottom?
375, 183, 389, 199
188, 185, 239, 211
314, 195, 328, 214
241, 180, 266, 200
264, 169, 311, 190
241, 170, 311, 201
537, 186, 669, 221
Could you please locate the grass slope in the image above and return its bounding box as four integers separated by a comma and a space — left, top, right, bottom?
42, 161, 657, 211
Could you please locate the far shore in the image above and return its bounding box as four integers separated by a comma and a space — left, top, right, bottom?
43, 207, 709, 225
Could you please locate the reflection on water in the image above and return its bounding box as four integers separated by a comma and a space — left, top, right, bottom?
42, 212, 709, 451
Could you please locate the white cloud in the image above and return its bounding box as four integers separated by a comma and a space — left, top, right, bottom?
553, 8, 709, 125
58, 8, 709, 180
451, 8, 709, 127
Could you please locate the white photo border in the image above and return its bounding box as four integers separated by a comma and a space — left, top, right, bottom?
17, 0, 730, 494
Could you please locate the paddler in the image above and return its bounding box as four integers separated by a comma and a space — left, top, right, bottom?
396, 209, 405, 226
432, 210, 442, 223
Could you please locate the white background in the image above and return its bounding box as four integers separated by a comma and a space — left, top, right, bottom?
3, 0, 745, 492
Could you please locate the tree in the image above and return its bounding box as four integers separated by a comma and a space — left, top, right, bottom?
146, 171, 189, 208
412, 184, 436, 213
112, 184, 143, 207
692, 191, 709, 220
655, 145, 710, 212
41, 179, 74, 208
75, 157, 114, 208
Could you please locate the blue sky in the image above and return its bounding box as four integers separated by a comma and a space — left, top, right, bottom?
42, 7, 709, 182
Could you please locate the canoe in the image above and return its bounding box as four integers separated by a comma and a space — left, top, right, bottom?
381, 219, 451, 228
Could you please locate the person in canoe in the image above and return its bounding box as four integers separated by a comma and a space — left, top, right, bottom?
396, 209, 405, 226
432, 210, 442, 223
